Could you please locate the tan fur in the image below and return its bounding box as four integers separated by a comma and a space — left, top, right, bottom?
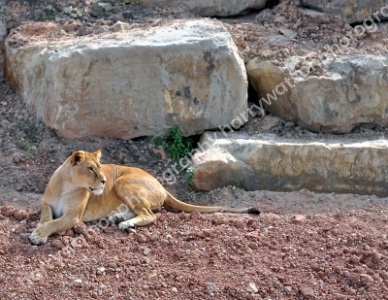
29, 150, 259, 245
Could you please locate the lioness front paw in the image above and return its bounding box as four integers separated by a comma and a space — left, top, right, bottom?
119, 220, 135, 230
29, 230, 48, 245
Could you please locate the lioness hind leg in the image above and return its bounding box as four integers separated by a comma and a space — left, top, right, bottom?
118, 215, 155, 229
119, 207, 156, 229
115, 181, 159, 229
108, 210, 136, 224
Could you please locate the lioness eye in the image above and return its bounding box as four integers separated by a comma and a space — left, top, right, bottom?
88, 167, 94, 172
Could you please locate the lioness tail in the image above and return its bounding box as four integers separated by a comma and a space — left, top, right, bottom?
164, 192, 260, 215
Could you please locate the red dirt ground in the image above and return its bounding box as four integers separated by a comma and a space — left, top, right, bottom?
1, 201, 388, 299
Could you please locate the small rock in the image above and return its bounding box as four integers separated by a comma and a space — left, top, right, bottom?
17, 225, 28, 234
63, 20, 82, 32
344, 23, 352, 30
279, 28, 297, 39
350, 255, 360, 264
234, 220, 246, 229
143, 247, 151, 256
171, 287, 178, 293
28, 221, 37, 229
51, 240, 64, 250
153, 18, 162, 26
281, 246, 291, 253
98, 19, 114, 26
13, 209, 28, 221
248, 242, 259, 250
56, 29, 67, 36
212, 218, 226, 226
134, 233, 148, 243
360, 273, 373, 285
77, 26, 92, 36
293, 215, 307, 225
299, 286, 315, 298
299, 188, 314, 197
12, 152, 23, 163
258, 115, 281, 131
65, 229, 75, 237
73, 279, 82, 284
45, 4, 54, 11
110, 21, 130, 32
19, 233, 30, 240
109, 13, 124, 23
372, 250, 382, 262
142, 257, 150, 264
96, 267, 106, 275
284, 286, 292, 293
123, 11, 133, 20
247, 282, 258, 293
93, 25, 109, 34
274, 16, 287, 23
73, 222, 87, 234
53, 2, 64, 11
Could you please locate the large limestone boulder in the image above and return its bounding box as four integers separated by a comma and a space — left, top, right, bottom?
247, 55, 388, 133
301, 0, 388, 24
141, 0, 266, 17
193, 132, 388, 197
5, 20, 247, 139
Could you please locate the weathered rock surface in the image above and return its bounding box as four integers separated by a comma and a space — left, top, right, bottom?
247, 55, 388, 133
5, 20, 247, 139
141, 0, 266, 17
301, 0, 388, 24
0, 18, 6, 42
193, 132, 388, 197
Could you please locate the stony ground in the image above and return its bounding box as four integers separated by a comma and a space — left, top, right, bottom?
1, 0, 388, 299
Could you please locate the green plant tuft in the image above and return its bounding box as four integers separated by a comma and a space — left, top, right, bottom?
43, 10, 55, 20
186, 166, 195, 186
98, 2, 107, 10
76, 8, 84, 16
25, 142, 36, 158
154, 125, 193, 163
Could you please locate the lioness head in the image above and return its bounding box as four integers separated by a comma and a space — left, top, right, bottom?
70, 150, 106, 195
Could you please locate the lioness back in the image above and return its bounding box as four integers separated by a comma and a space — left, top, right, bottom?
83, 164, 167, 222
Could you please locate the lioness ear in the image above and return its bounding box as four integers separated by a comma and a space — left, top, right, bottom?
71, 151, 84, 166
94, 149, 102, 161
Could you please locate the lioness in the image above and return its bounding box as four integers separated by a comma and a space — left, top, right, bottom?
29, 150, 260, 245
